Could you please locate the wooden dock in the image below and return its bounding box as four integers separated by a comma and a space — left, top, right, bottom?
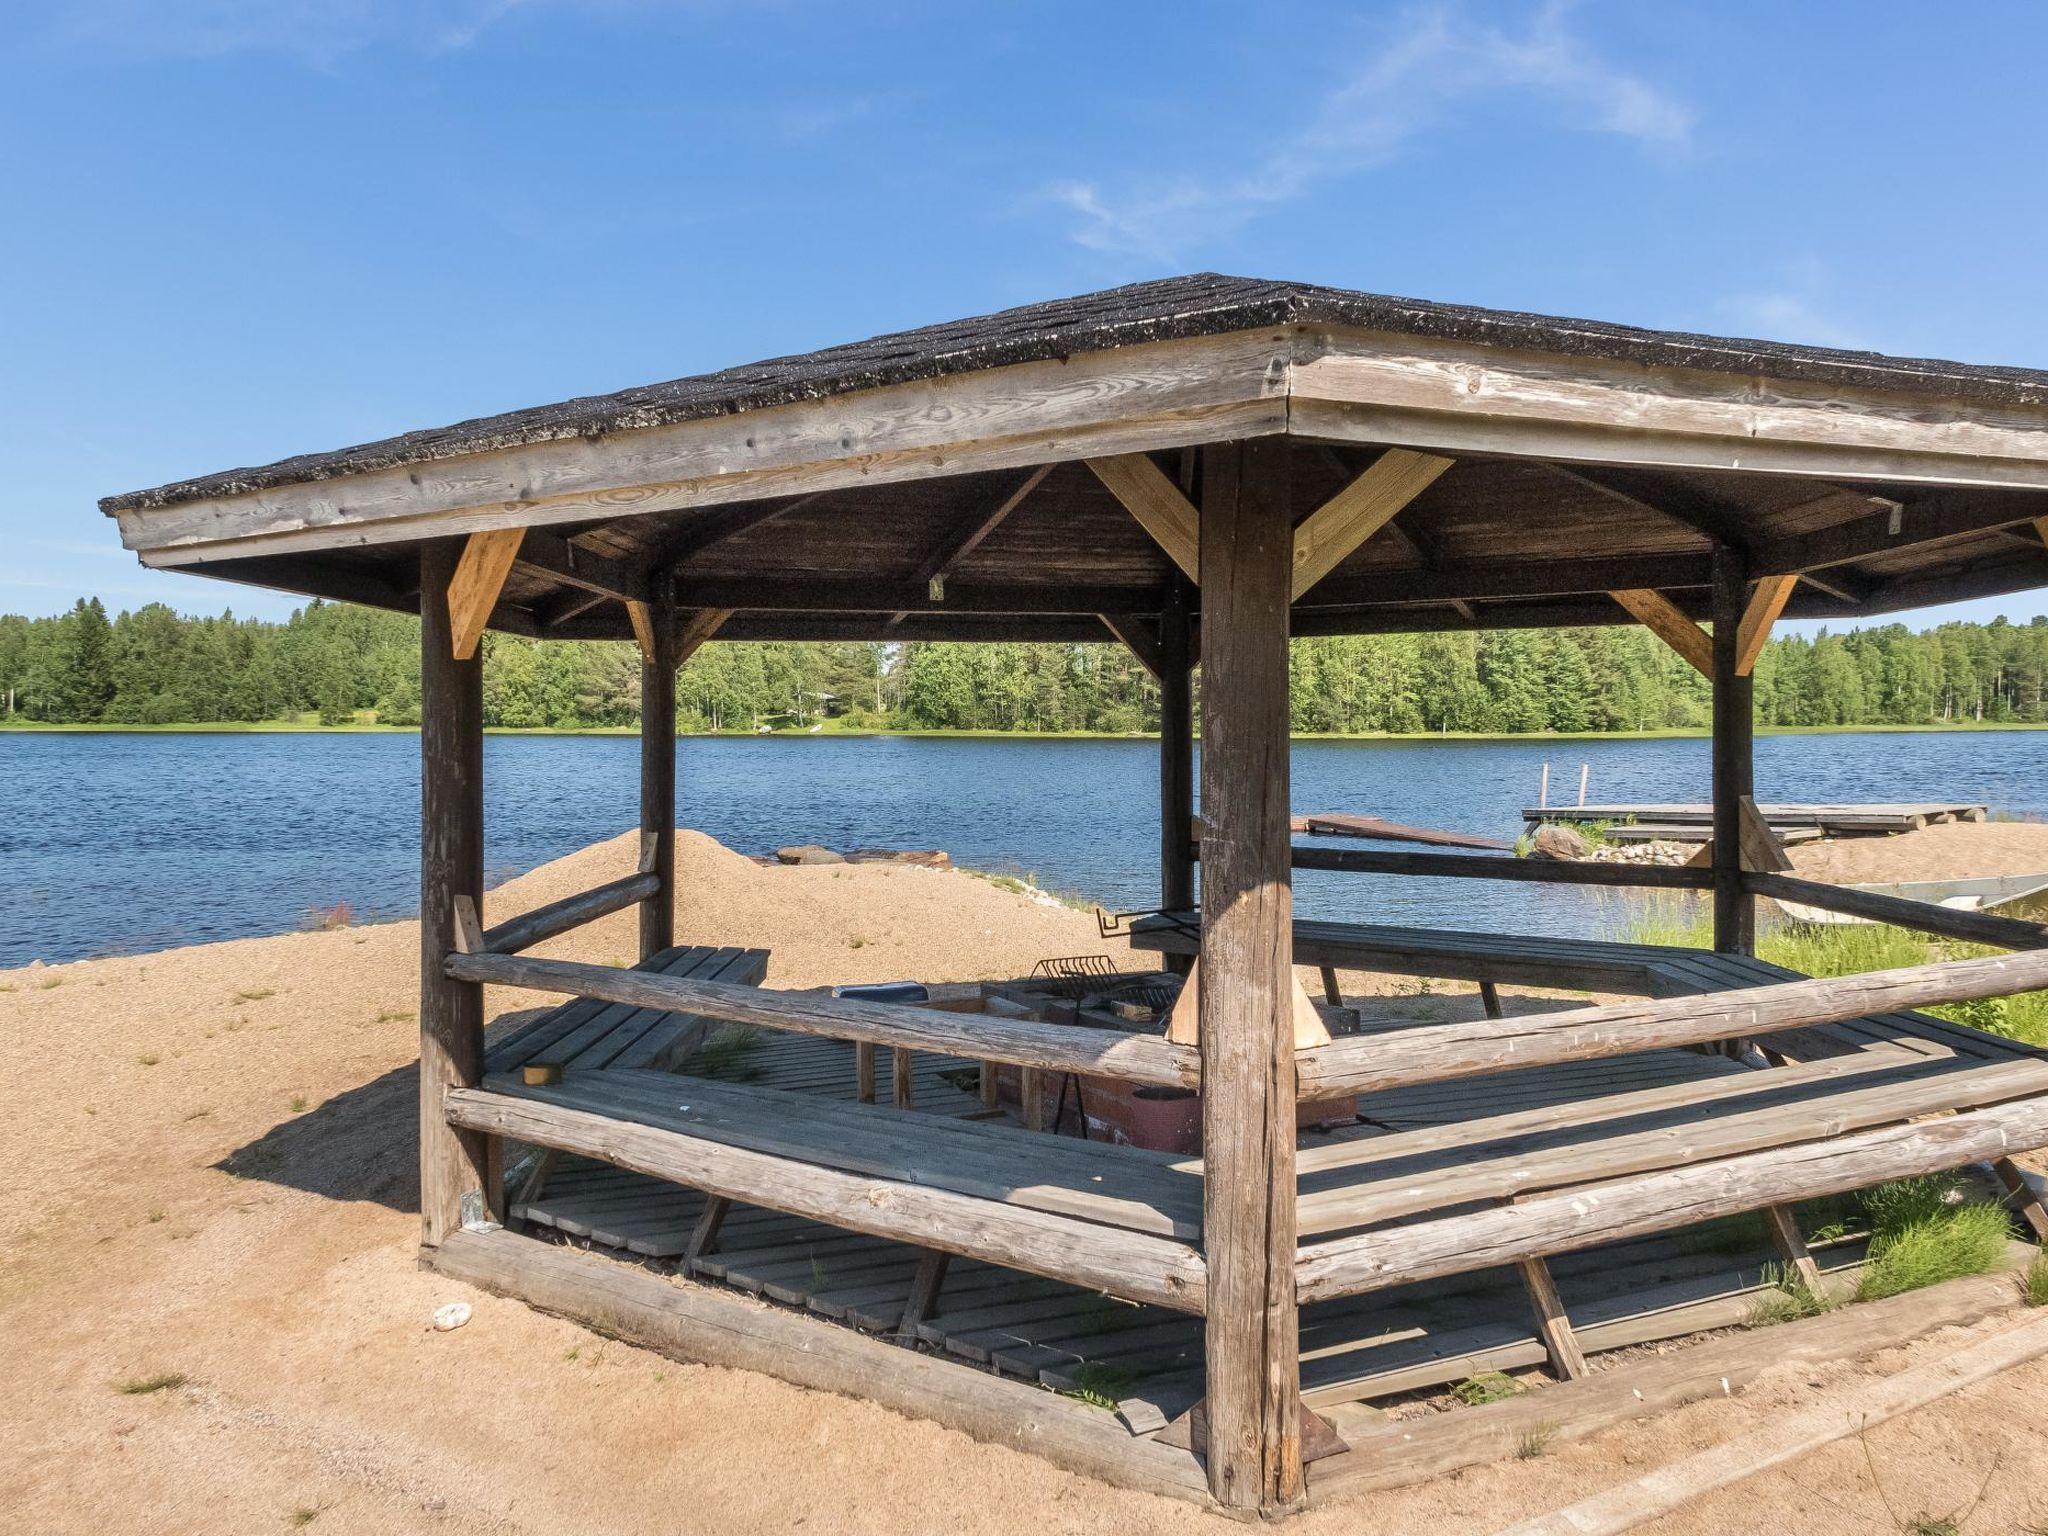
1526, 802, 1987, 837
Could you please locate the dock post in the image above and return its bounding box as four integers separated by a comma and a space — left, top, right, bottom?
1197, 439, 1303, 1514
419, 538, 492, 1247
640, 583, 679, 960
1159, 577, 1195, 973
1710, 544, 1756, 955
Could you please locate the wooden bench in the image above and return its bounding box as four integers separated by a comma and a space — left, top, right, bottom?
485, 943, 771, 1076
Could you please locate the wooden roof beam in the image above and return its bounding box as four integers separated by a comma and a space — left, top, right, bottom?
1545, 464, 1756, 554
1290, 449, 1454, 599
1735, 574, 1798, 676
673, 576, 1167, 615
915, 466, 1053, 596
1098, 614, 1165, 679
645, 493, 828, 578
1087, 454, 1199, 581
1753, 487, 2048, 573
515, 528, 651, 604
1609, 587, 1712, 676
448, 529, 524, 659
676, 607, 732, 666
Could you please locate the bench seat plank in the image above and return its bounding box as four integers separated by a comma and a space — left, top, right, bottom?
483, 943, 770, 1074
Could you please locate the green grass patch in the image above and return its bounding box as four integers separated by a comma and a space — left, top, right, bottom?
1855, 1202, 2010, 1301
1060, 1362, 1136, 1411
690, 1024, 766, 1082
1450, 1371, 1522, 1406
1745, 1261, 1835, 1326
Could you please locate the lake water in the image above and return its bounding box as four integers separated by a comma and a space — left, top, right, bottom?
3, 730, 2046, 968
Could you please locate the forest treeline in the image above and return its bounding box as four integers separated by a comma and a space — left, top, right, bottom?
4, 596, 2048, 735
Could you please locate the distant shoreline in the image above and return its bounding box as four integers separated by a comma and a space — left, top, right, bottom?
4, 719, 2046, 742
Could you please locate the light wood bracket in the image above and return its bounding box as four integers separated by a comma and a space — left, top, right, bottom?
448, 528, 524, 659
1609, 588, 1712, 676
1290, 449, 1453, 599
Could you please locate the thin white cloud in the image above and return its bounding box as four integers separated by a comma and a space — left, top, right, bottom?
1046, 0, 1691, 261
45, 0, 538, 64
1715, 257, 1870, 351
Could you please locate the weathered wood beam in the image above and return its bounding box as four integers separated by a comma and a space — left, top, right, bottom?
1711, 546, 1756, 954
515, 528, 651, 603
1295, 1095, 2048, 1304
425, 1229, 1214, 1503
640, 584, 679, 959
1158, 582, 1196, 936
624, 599, 658, 662
1302, 553, 1711, 610
915, 466, 1053, 592
1755, 487, 2048, 573
644, 495, 827, 577
705, 614, 1123, 645
1294, 944, 2048, 1100
1608, 587, 1712, 676
675, 606, 730, 666
670, 576, 1168, 615
478, 872, 661, 956
538, 587, 611, 631
447, 528, 524, 659
1099, 614, 1166, 679
1281, 845, 1714, 890
1197, 438, 1303, 1513
443, 1091, 1207, 1312
1735, 574, 1798, 675
1289, 449, 1453, 600
1089, 453, 1200, 582
445, 949, 1201, 1087
1546, 465, 1755, 554
419, 540, 492, 1246
1745, 870, 2048, 950
2038, 515, 2048, 550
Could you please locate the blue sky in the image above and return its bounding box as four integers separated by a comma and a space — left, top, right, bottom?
5, 0, 2046, 634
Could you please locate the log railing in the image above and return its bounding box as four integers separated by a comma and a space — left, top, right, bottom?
1283, 845, 1714, 890
446, 949, 1201, 1087
1744, 870, 2048, 952
1294, 945, 2048, 1099
473, 871, 661, 956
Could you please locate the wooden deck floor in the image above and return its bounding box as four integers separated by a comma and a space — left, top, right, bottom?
506, 1027, 1930, 1434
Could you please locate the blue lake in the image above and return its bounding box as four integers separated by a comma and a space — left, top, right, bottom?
3, 730, 2045, 967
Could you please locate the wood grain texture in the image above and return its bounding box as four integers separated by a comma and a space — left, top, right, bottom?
479, 872, 660, 955
1296, 1094, 2048, 1303
1158, 582, 1196, 924
1088, 453, 1200, 581
1711, 545, 1755, 954
1289, 448, 1452, 599
443, 1088, 1208, 1311
1296, 945, 2048, 1098
640, 585, 678, 958
1608, 587, 1712, 676
446, 950, 1200, 1087
1736, 572, 1799, 674
447, 528, 523, 660
426, 1227, 1214, 1505
1196, 438, 1302, 1512
420, 540, 491, 1246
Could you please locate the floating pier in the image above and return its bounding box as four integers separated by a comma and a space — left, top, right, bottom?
1526, 802, 1987, 838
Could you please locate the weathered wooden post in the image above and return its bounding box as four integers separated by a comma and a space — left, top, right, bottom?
1159, 577, 1195, 943
1197, 439, 1301, 1513
419, 538, 492, 1247
640, 585, 679, 960
1710, 543, 1756, 954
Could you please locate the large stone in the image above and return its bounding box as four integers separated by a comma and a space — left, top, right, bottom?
1527, 824, 1591, 861
775, 844, 847, 865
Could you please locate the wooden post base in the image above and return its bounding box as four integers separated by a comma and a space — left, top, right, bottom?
1157, 1395, 1348, 1465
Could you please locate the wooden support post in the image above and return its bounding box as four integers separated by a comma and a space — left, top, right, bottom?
640, 585, 678, 961
979, 1060, 1000, 1111
1479, 981, 1505, 1019
1197, 438, 1303, 1514
855, 1041, 877, 1103
419, 539, 493, 1247
1159, 579, 1196, 978
1762, 1203, 1826, 1295
1710, 545, 1756, 955
686, 1195, 731, 1263
1517, 1255, 1589, 1380
1020, 1065, 1045, 1131
1993, 1158, 2048, 1243
1319, 966, 1343, 1007
898, 1249, 952, 1341
893, 1046, 915, 1109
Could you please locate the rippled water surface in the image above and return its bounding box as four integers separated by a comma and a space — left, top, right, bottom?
3, 730, 2044, 966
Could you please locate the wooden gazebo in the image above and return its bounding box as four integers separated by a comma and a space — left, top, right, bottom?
105, 275, 2048, 1514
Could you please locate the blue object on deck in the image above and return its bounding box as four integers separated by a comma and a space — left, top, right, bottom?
833, 981, 930, 1004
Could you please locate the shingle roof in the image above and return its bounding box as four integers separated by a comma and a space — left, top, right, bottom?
103, 272, 2048, 514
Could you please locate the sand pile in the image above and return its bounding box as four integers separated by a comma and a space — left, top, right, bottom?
3, 830, 2046, 1534
1791, 819, 2048, 886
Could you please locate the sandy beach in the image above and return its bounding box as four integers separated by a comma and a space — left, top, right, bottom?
5, 828, 2047, 1534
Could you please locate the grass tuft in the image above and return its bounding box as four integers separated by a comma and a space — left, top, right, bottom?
1451, 1371, 1522, 1407
1515, 1421, 1561, 1459
691, 1025, 766, 1082
1059, 1362, 1135, 1411
1745, 1262, 1835, 1326
117, 1371, 187, 1396
1855, 1202, 2011, 1301
2023, 1251, 2048, 1307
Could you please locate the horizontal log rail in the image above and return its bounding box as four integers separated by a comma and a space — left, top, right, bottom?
1296, 1094, 2048, 1303
1206, 845, 1716, 891
445, 950, 1201, 1087
1745, 870, 2048, 952
446, 1089, 1207, 1312
476, 872, 661, 955
1295, 945, 2048, 1099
